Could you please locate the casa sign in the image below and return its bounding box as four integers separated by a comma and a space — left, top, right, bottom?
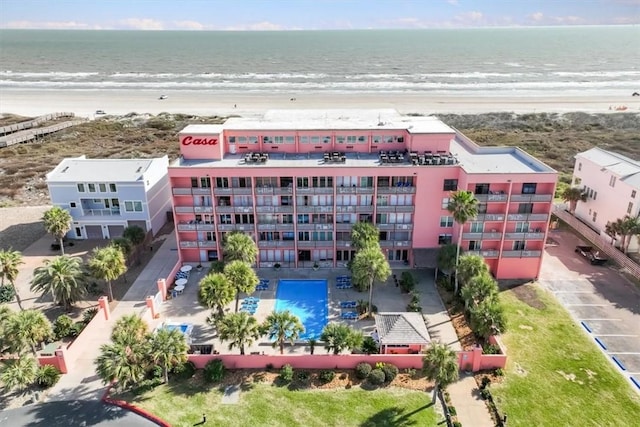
181, 136, 218, 146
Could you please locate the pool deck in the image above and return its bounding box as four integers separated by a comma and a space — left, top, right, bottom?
162, 266, 460, 356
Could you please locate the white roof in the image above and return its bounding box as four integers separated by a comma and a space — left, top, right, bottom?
577, 147, 640, 188
47, 156, 159, 182
220, 109, 455, 133
180, 124, 224, 134
375, 312, 431, 345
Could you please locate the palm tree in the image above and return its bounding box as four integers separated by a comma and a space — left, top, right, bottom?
320, 323, 363, 355
0, 249, 24, 310
216, 312, 261, 355
122, 225, 146, 246
94, 342, 148, 391
4, 310, 52, 356
111, 314, 149, 347
470, 299, 507, 339
0, 356, 37, 395
561, 186, 587, 215
605, 221, 618, 245
88, 245, 127, 302
351, 221, 379, 251
149, 328, 189, 384
436, 243, 458, 287
351, 244, 391, 316
30, 256, 86, 311
422, 341, 459, 404
224, 260, 259, 312
198, 272, 235, 320
619, 215, 640, 254
447, 190, 478, 294
456, 254, 489, 289
42, 206, 72, 255
111, 238, 133, 257
262, 310, 304, 354
223, 232, 258, 264
0, 305, 12, 354
460, 272, 498, 311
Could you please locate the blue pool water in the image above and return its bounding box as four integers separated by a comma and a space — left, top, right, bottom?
275, 279, 328, 340
164, 324, 189, 334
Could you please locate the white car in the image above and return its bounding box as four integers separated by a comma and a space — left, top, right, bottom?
159, 95, 168, 100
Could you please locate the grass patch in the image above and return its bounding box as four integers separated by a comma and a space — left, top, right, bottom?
491, 284, 640, 426
123, 380, 437, 427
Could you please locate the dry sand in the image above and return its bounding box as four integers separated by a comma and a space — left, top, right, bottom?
1, 89, 639, 118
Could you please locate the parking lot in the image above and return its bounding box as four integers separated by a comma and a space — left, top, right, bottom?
541, 229, 640, 392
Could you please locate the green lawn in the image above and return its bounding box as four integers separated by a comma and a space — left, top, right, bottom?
123, 380, 437, 427
491, 284, 640, 426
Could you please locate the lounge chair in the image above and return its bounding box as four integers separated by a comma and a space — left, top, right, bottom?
341, 312, 358, 320
340, 301, 356, 308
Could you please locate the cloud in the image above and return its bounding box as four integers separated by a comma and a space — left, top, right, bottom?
454, 11, 485, 25
3, 20, 101, 30
378, 17, 428, 28
118, 18, 164, 30
551, 15, 586, 25
172, 20, 206, 31
530, 12, 544, 22
447, 0, 459, 5
224, 21, 284, 31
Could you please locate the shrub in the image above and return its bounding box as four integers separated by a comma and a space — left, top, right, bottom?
279, 364, 294, 383
494, 368, 505, 377
400, 271, 415, 293
203, 359, 226, 383
81, 307, 99, 324
355, 362, 372, 379
481, 376, 491, 389
266, 363, 274, 371
381, 363, 399, 382
404, 368, 417, 377
453, 422, 462, 427
447, 405, 457, 416
368, 368, 386, 385
149, 365, 164, 379
35, 365, 61, 388
480, 388, 492, 400
171, 361, 196, 379
133, 378, 163, 394
209, 261, 225, 274
296, 370, 310, 381
319, 370, 335, 384
483, 344, 501, 354
53, 314, 76, 339
0, 285, 16, 303
361, 336, 379, 355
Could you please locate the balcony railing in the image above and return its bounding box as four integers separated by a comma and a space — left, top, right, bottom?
476, 213, 505, 221
216, 206, 234, 213
175, 206, 194, 213
192, 188, 212, 195
194, 206, 214, 213
217, 224, 235, 231
337, 187, 357, 194
177, 223, 196, 231
296, 187, 314, 194
502, 250, 542, 258
255, 206, 274, 213
257, 224, 276, 231
474, 193, 508, 202
198, 241, 217, 248
356, 206, 374, 213
172, 188, 192, 195
312, 187, 334, 194
394, 240, 412, 247
357, 187, 375, 194
377, 224, 395, 230
379, 241, 394, 248
395, 205, 415, 213
336, 206, 356, 213
235, 224, 254, 232
510, 194, 553, 203
336, 223, 354, 230
297, 241, 334, 248
258, 240, 293, 248
234, 206, 254, 213
274, 206, 294, 213
82, 208, 121, 216
297, 205, 333, 213
213, 187, 233, 195
507, 213, 549, 221
232, 188, 252, 195
197, 224, 215, 231
336, 241, 352, 248
179, 240, 198, 248
468, 250, 499, 258
462, 232, 502, 240
275, 224, 294, 231
273, 187, 293, 195
395, 224, 413, 231
377, 186, 416, 194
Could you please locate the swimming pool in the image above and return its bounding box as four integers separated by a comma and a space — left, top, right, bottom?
275, 279, 328, 340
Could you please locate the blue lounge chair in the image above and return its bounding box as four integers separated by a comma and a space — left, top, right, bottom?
340, 301, 356, 308
341, 312, 358, 320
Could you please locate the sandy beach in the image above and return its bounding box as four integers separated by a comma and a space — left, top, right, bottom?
1, 89, 639, 118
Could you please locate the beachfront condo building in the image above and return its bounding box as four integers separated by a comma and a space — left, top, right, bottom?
572, 147, 640, 253
46, 155, 172, 239
169, 110, 557, 279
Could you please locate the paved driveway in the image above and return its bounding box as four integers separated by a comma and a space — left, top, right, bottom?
541, 229, 640, 392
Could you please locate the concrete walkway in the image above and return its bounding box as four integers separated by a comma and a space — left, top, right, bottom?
45, 232, 179, 402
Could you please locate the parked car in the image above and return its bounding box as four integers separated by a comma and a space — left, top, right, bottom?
575, 245, 608, 265
95, 110, 106, 115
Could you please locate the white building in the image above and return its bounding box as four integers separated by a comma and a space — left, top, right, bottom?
46, 155, 172, 240
572, 147, 640, 252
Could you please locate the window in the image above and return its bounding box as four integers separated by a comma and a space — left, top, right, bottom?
589, 189, 593, 198
513, 241, 525, 250
440, 216, 454, 227
627, 202, 633, 214
632, 190, 637, 198
87, 183, 96, 192
216, 177, 229, 188
296, 177, 309, 188
124, 201, 143, 212
470, 222, 483, 233
518, 203, 533, 214
441, 198, 450, 209
477, 203, 487, 214
515, 222, 530, 232
609, 176, 617, 187
593, 191, 597, 200
438, 234, 453, 245
77, 183, 85, 192
109, 183, 117, 192
443, 179, 458, 191
468, 241, 481, 250
99, 183, 107, 192
219, 214, 232, 224
592, 211, 597, 222
228, 136, 236, 144
200, 177, 211, 188
474, 183, 490, 195
300, 136, 309, 144
578, 162, 582, 171
522, 183, 537, 194
69, 202, 77, 208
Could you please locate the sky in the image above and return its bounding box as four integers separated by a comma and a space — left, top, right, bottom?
1, 0, 638, 30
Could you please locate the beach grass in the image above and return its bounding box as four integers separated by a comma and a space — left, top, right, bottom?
122, 381, 437, 427
490, 284, 640, 426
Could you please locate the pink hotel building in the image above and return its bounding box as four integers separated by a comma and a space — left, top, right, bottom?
169, 110, 557, 279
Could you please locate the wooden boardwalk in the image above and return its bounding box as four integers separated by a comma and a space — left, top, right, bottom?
0, 112, 87, 148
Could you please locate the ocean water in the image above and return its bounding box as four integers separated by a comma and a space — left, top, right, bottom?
0, 27, 638, 96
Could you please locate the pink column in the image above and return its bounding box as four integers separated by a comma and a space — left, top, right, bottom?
146, 295, 159, 319
98, 296, 110, 321
472, 346, 483, 372
54, 348, 68, 374
157, 279, 167, 301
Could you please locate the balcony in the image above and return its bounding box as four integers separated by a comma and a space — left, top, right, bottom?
337, 187, 358, 194
274, 187, 293, 195
395, 224, 413, 231
192, 188, 212, 195
356, 206, 374, 213
82, 208, 121, 217
194, 206, 214, 213
216, 206, 234, 213
336, 241, 352, 248
336, 206, 355, 213
356, 187, 375, 194
179, 240, 198, 248
502, 250, 542, 258
217, 224, 235, 231
177, 223, 196, 231
255, 206, 274, 213
258, 240, 283, 248
376, 205, 395, 213
336, 222, 354, 231
213, 187, 233, 195
395, 205, 415, 213
257, 223, 276, 231
312, 187, 334, 195
274, 206, 294, 214
172, 188, 192, 195
377, 186, 416, 194
297, 205, 333, 214
377, 223, 395, 230
394, 240, 412, 247
296, 187, 314, 194
174, 206, 194, 213
476, 213, 505, 221
297, 241, 334, 248
379, 241, 394, 248
507, 213, 549, 221
232, 188, 252, 195
504, 231, 544, 240
198, 241, 217, 248
510, 194, 554, 203
474, 193, 508, 202
256, 187, 274, 195
235, 224, 255, 232
275, 223, 294, 231
234, 206, 254, 213
468, 250, 499, 258
196, 223, 215, 231
314, 224, 334, 231
463, 232, 502, 240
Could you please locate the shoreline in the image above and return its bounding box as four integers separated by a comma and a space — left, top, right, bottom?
1, 89, 639, 118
